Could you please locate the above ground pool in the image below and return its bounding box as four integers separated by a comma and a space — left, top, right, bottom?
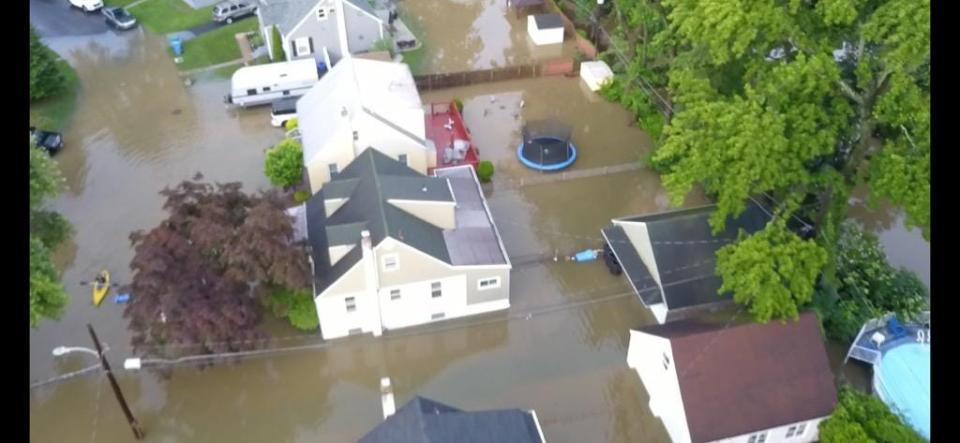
875, 343, 930, 439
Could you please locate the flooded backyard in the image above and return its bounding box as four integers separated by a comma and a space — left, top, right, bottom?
399, 0, 577, 73
30, 13, 927, 443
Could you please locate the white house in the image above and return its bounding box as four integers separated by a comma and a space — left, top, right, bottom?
601, 199, 771, 324
257, 0, 416, 66
291, 148, 511, 340
296, 56, 435, 193
626, 312, 837, 443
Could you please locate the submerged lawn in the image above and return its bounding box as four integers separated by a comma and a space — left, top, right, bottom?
29, 60, 80, 131
103, 0, 139, 7
129, 0, 211, 34
173, 19, 258, 71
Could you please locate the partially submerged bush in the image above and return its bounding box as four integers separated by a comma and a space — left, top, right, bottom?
264, 138, 303, 189
453, 98, 464, 113
266, 287, 318, 331
284, 118, 299, 132
293, 190, 310, 203
477, 161, 494, 183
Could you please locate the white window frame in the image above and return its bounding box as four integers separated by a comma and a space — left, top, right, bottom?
747, 432, 767, 443
345, 296, 356, 312
786, 425, 797, 438
431, 281, 442, 298
382, 254, 399, 271
294, 37, 312, 56
477, 277, 501, 290
317, 7, 328, 20
398, 154, 408, 165
390, 289, 401, 300
328, 163, 339, 177
431, 312, 445, 320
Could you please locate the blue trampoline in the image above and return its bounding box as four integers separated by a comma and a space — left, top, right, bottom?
517, 120, 577, 171
875, 343, 930, 439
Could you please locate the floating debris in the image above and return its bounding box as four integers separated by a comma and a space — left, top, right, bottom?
171, 109, 182, 115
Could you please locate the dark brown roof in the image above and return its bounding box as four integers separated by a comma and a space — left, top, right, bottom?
646, 313, 836, 442
510, 0, 544, 8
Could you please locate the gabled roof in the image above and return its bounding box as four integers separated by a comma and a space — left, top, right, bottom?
258, 0, 382, 36
602, 199, 771, 310
640, 313, 837, 442
297, 57, 424, 166
359, 396, 544, 443
306, 149, 451, 294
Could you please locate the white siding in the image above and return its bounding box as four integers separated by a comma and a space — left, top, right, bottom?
627, 330, 692, 443
379, 274, 466, 329
707, 417, 827, 443
650, 302, 669, 324
353, 111, 429, 174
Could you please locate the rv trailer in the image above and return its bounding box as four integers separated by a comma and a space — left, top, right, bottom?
225, 59, 324, 108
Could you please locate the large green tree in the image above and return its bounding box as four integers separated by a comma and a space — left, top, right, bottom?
29, 26, 66, 101
650, 0, 929, 321
819, 386, 925, 443
29, 142, 71, 327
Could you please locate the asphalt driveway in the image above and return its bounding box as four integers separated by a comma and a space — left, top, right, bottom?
30, 0, 110, 37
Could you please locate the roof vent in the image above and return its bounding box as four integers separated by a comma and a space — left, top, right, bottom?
341, 106, 348, 117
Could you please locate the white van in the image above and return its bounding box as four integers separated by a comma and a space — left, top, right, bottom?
270, 97, 299, 128
225, 59, 320, 108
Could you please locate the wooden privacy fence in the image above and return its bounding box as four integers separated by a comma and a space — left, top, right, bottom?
414, 58, 576, 91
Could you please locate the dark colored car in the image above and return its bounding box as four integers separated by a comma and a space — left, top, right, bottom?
103, 7, 138, 30
603, 242, 622, 276
30, 127, 64, 154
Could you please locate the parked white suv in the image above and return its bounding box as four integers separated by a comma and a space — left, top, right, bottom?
69, 0, 104, 12
212, 1, 257, 24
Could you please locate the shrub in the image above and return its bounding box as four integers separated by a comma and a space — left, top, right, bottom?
477, 161, 494, 183
270, 25, 285, 61
453, 98, 464, 113
819, 386, 925, 443
293, 190, 310, 203
284, 118, 299, 132
30, 26, 66, 101
248, 32, 264, 50
266, 287, 318, 331
372, 37, 395, 56
264, 138, 304, 189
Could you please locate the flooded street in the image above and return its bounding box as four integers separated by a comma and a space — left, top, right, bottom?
29, 11, 926, 443
400, 0, 577, 73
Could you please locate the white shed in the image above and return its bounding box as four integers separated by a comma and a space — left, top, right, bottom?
580, 60, 614, 92
527, 13, 564, 46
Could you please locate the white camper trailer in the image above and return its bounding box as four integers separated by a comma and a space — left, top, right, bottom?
225, 59, 323, 108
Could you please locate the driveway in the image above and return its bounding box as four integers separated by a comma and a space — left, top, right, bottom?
30, 0, 110, 37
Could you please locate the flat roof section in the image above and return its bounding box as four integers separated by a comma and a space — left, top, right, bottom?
435, 167, 509, 266
533, 13, 563, 30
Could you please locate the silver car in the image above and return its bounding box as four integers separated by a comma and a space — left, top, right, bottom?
212, 1, 257, 24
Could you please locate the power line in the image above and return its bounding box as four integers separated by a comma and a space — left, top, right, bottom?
30, 364, 102, 390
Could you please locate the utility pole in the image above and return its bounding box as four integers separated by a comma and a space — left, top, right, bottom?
87, 324, 146, 440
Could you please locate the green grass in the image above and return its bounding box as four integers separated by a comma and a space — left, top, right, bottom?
172, 19, 258, 71
129, 0, 212, 34
400, 46, 427, 75
104, 0, 139, 7
29, 60, 80, 131
211, 54, 269, 78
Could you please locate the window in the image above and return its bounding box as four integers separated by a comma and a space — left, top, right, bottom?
345, 296, 356, 312
382, 254, 398, 271
283, 90, 291, 96
348, 327, 362, 335
317, 7, 328, 20
662, 353, 670, 370
390, 289, 401, 300
263, 86, 271, 92
246, 88, 257, 95
431, 282, 442, 298
398, 154, 407, 165
747, 433, 767, 443
477, 277, 500, 290
328, 163, 339, 177
294, 37, 312, 56
353, 131, 359, 141
431, 312, 445, 320
795, 423, 807, 437
786, 426, 797, 438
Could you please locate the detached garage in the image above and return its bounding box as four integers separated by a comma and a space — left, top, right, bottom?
527, 13, 564, 46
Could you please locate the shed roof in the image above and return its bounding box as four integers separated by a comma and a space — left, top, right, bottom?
359, 396, 544, 443
605, 199, 771, 311
533, 13, 563, 29
510, 0, 544, 8
640, 313, 837, 442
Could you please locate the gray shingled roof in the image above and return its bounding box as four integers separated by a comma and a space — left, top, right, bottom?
359, 396, 544, 443
259, 0, 381, 37
306, 149, 454, 294
436, 167, 509, 266
533, 13, 563, 30
605, 199, 771, 311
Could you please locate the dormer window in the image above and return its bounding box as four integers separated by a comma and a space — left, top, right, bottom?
317, 8, 327, 20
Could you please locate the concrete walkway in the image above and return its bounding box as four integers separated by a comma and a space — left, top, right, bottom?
178, 58, 244, 76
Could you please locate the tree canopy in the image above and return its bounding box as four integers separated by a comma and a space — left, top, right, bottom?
123, 179, 311, 354
819, 386, 925, 443
639, 0, 929, 321
30, 26, 66, 101
29, 142, 71, 327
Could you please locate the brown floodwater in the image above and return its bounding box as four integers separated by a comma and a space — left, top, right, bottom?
399, 0, 577, 74
29, 24, 923, 443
